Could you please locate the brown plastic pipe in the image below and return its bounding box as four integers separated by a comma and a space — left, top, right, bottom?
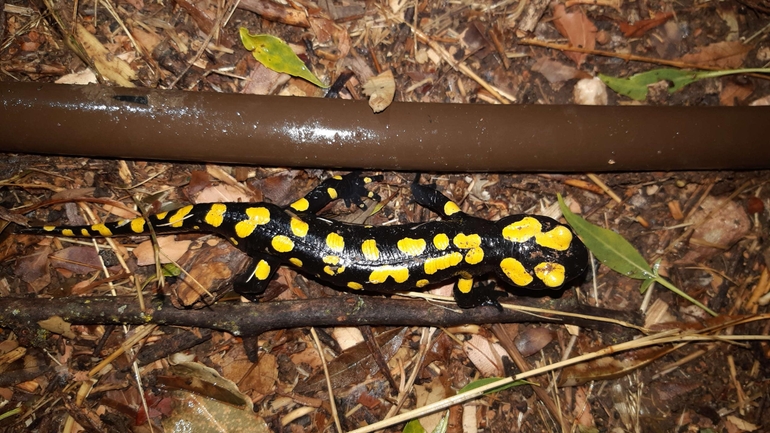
1, 82, 767, 171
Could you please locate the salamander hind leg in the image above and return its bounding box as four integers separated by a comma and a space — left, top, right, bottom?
411, 174, 465, 219
287, 172, 383, 214
232, 255, 281, 301
453, 278, 505, 311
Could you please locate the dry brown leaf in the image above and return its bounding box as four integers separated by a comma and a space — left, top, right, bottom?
680, 196, 751, 263
332, 327, 364, 351
726, 415, 759, 432
133, 236, 192, 266
51, 246, 102, 274
463, 334, 506, 377
75, 23, 136, 87
131, 26, 161, 54
513, 327, 555, 357
559, 347, 673, 386
38, 316, 76, 339
195, 184, 252, 204
243, 353, 278, 396
55, 68, 98, 85
531, 57, 586, 83
308, 16, 351, 59
678, 40, 753, 69
551, 4, 597, 66
15, 245, 52, 291
414, 382, 447, 432
719, 80, 754, 106
103, 203, 139, 219
619, 12, 674, 38
573, 386, 596, 427
362, 70, 396, 113
242, 61, 291, 95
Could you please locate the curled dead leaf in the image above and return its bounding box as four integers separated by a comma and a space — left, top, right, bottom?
362, 70, 396, 113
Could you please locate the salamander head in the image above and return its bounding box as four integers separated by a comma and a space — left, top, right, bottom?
494, 214, 588, 290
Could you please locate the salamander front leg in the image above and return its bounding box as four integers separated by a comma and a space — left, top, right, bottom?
233, 255, 281, 301
453, 278, 505, 310
411, 174, 466, 219
288, 172, 383, 214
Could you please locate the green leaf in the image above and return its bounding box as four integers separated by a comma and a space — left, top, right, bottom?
239, 27, 327, 88
639, 278, 654, 294
457, 377, 527, 395
558, 195, 719, 316
557, 195, 653, 280
403, 419, 426, 433
599, 67, 770, 100
162, 263, 182, 277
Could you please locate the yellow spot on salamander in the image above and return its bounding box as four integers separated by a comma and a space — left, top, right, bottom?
154, 211, 169, 220
43, 225, 56, 232
424, 252, 463, 275
502, 216, 540, 243
230, 237, 239, 246
397, 237, 426, 257
323, 255, 340, 265
80, 228, 90, 236
290, 198, 309, 212
333, 175, 343, 180
62, 229, 74, 237
326, 232, 345, 252
444, 201, 461, 216
254, 259, 272, 280
290, 257, 303, 267
457, 277, 473, 294
271, 235, 294, 253
534, 262, 566, 287
234, 207, 271, 238
290, 217, 309, 237
415, 279, 430, 288
499, 258, 534, 286
536, 226, 573, 251
131, 217, 146, 233
503, 217, 573, 251
453, 233, 481, 249
363, 176, 373, 183
464, 247, 485, 265
168, 205, 194, 228
327, 188, 338, 199
368, 266, 410, 284
361, 239, 380, 261
433, 233, 449, 250
324, 263, 345, 276
91, 224, 113, 237
205, 203, 227, 227
347, 282, 363, 290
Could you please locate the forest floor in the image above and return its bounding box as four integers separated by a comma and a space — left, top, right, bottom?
1, 0, 770, 432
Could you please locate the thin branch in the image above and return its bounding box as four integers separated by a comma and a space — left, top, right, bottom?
0, 295, 640, 338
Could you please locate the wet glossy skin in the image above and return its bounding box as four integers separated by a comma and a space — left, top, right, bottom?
19, 173, 589, 308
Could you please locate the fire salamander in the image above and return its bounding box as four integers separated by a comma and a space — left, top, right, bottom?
17, 173, 588, 308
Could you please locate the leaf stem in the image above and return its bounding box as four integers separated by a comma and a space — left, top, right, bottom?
653, 276, 718, 316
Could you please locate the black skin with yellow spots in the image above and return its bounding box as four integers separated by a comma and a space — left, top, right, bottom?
17, 173, 588, 309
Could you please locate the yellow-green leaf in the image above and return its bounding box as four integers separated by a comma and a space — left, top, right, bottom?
403, 419, 426, 433
599, 67, 770, 101
558, 194, 653, 280
239, 27, 327, 88
558, 194, 718, 316
457, 377, 527, 395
